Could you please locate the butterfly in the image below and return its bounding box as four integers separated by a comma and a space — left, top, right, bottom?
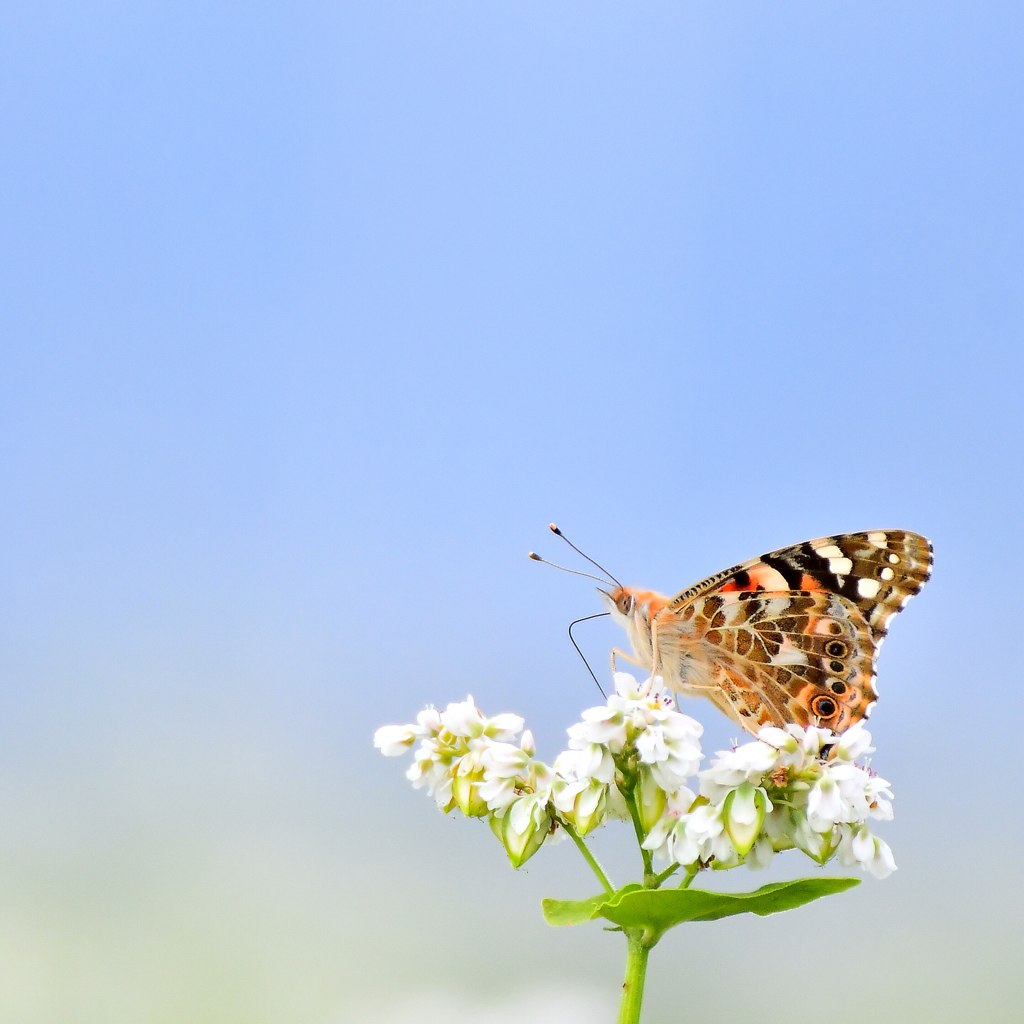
594, 531, 932, 736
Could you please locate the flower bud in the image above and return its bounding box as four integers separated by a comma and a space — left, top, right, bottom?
722, 782, 767, 856
494, 800, 549, 868
452, 763, 489, 817
520, 730, 536, 756
790, 811, 835, 865
636, 766, 667, 833
572, 781, 609, 836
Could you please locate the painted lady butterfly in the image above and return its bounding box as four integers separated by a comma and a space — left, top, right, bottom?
600, 531, 932, 736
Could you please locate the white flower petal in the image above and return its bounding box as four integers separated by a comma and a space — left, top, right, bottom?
373, 724, 417, 756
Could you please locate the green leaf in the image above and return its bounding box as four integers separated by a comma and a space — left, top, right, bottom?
542, 884, 642, 927
599, 877, 860, 936
542, 877, 858, 932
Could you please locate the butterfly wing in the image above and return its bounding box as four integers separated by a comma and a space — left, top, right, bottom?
659, 531, 932, 734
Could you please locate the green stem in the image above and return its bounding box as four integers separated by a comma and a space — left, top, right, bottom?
652, 863, 679, 888
560, 817, 615, 895
617, 932, 651, 1024
678, 864, 699, 889
621, 784, 655, 886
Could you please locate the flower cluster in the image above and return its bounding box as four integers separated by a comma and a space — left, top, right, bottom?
375, 673, 896, 879
642, 720, 897, 878
373, 674, 703, 868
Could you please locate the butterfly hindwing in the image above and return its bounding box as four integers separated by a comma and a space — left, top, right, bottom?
679, 590, 877, 732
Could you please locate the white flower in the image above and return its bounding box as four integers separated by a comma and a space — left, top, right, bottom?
479, 737, 551, 814
636, 708, 703, 792
789, 723, 836, 758
807, 769, 845, 831
373, 707, 442, 755
757, 726, 799, 755
685, 801, 725, 846
440, 695, 524, 742
865, 775, 895, 821
867, 836, 897, 878
806, 760, 893, 831
834, 720, 874, 762
407, 755, 455, 810
611, 671, 654, 702
838, 824, 897, 878
641, 787, 700, 865
373, 724, 420, 757
477, 773, 517, 811
570, 672, 703, 793
509, 790, 549, 835
551, 747, 616, 835
570, 707, 628, 751
699, 740, 780, 802
562, 740, 616, 784
745, 834, 775, 870
482, 740, 532, 779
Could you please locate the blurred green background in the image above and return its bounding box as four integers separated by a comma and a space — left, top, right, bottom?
1, 2, 1022, 1021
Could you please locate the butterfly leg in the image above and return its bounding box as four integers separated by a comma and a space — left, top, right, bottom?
650, 618, 661, 680
611, 647, 644, 673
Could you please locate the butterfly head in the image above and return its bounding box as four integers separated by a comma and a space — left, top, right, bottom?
598, 586, 636, 625
599, 586, 669, 625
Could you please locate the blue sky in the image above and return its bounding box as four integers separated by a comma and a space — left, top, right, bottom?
1, 4, 1022, 1022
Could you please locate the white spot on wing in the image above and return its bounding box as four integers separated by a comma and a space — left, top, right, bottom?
867, 532, 887, 546
815, 545, 843, 558
880, 567, 895, 580
888, 553, 900, 564
857, 578, 881, 598
864, 700, 877, 717
829, 557, 853, 575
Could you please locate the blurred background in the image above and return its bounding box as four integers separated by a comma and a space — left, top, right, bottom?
1, 2, 1021, 1022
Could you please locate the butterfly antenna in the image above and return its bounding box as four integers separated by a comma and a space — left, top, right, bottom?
567, 612, 610, 699
528, 553, 611, 585
549, 524, 622, 587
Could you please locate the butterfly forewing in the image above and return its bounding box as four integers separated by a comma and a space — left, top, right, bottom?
658, 531, 932, 735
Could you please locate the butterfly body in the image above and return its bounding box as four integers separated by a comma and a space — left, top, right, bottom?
600, 531, 932, 736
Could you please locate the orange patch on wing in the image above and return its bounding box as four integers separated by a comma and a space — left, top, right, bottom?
799, 573, 827, 591
747, 564, 791, 591
718, 564, 791, 593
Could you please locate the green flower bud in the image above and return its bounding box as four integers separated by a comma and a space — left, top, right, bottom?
496, 805, 549, 868
452, 765, 489, 817
636, 766, 667, 833
573, 785, 608, 837
722, 782, 767, 857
